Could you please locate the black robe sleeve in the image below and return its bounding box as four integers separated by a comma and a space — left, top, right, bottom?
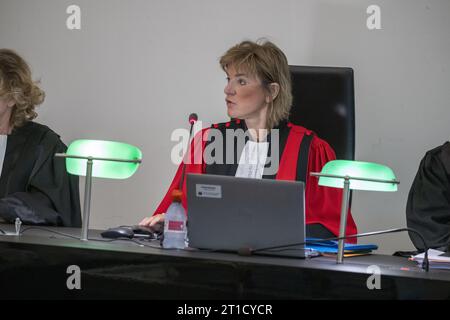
406, 142, 450, 250
0, 123, 81, 227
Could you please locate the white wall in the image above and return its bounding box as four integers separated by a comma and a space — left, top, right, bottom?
1, 0, 449, 254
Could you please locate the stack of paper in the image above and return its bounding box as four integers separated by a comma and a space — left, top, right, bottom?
305, 238, 378, 257
410, 249, 450, 270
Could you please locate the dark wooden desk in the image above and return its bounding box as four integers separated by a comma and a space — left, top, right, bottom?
0, 224, 449, 299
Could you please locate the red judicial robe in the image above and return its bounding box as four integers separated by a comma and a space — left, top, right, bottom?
153, 119, 357, 240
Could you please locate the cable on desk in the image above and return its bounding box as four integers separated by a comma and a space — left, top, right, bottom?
20, 226, 80, 240
11, 226, 433, 271
249, 227, 430, 272
120, 238, 163, 249
18, 226, 164, 249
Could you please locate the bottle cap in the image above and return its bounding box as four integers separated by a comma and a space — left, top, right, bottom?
171, 189, 183, 202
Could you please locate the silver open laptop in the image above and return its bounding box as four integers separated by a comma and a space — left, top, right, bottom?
187, 173, 310, 258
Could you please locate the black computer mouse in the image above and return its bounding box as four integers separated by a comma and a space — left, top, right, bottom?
101, 227, 134, 239
131, 225, 157, 236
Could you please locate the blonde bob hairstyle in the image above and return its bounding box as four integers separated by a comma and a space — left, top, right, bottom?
0, 49, 45, 129
219, 39, 292, 129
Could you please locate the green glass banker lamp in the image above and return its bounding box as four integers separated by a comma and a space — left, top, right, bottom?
55, 140, 142, 241
311, 160, 400, 264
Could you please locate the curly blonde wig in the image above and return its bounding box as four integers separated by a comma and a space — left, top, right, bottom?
0, 49, 45, 129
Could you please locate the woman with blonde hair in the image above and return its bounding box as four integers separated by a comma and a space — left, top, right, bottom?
140, 40, 357, 239
0, 49, 81, 227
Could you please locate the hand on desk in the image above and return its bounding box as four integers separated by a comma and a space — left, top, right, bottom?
139, 213, 165, 232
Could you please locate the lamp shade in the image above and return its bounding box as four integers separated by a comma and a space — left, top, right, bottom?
66, 140, 142, 179
317, 160, 398, 192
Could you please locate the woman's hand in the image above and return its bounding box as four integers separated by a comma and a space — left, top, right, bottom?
139, 213, 165, 232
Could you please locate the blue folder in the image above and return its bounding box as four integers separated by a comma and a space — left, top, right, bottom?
305, 238, 378, 254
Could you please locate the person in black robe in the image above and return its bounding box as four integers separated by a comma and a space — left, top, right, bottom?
0, 49, 81, 227
406, 142, 450, 251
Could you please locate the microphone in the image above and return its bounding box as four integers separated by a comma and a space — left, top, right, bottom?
178, 113, 198, 191
237, 247, 253, 257
189, 113, 198, 125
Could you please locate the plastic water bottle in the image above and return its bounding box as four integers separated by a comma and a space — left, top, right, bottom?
163, 189, 187, 249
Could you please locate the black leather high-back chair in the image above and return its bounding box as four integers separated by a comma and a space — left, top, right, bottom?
289, 65, 355, 160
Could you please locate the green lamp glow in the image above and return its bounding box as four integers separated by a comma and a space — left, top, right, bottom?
66, 140, 142, 179
55, 139, 142, 241
317, 160, 398, 192
311, 160, 399, 265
